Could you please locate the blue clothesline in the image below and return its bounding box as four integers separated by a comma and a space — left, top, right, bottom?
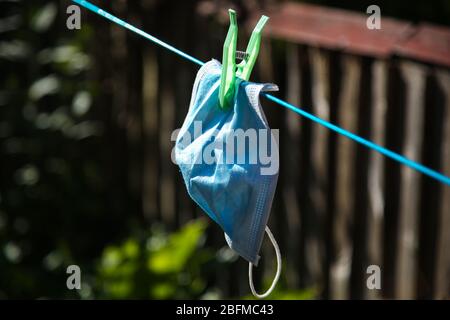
73, 0, 450, 187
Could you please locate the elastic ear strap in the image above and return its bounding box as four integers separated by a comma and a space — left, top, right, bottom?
248, 226, 281, 299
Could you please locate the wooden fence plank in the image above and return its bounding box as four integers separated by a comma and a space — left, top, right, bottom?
296, 46, 315, 290
307, 47, 330, 290
395, 61, 427, 299
349, 57, 372, 299
283, 43, 303, 288
366, 59, 388, 299
142, 48, 160, 221
331, 54, 361, 299
434, 70, 450, 299
158, 55, 177, 228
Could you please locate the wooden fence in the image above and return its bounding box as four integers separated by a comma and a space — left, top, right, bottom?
86, 0, 450, 299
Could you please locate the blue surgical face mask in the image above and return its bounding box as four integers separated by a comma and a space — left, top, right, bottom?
174, 59, 281, 298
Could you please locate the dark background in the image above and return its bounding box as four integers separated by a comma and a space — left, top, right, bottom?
1, 0, 449, 299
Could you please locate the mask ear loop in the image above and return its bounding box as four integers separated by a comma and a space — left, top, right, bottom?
248, 226, 281, 299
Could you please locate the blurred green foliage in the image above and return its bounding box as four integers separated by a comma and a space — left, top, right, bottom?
0, 0, 126, 299
242, 283, 317, 300
96, 219, 220, 299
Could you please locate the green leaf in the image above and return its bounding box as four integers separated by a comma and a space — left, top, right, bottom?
101, 247, 123, 273
150, 282, 176, 299
31, 3, 57, 32
122, 239, 139, 259
0, 41, 30, 61
72, 91, 92, 116
147, 219, 207, 274
29, 75, 60, 101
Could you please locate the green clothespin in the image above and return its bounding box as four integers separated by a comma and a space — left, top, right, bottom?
219, 9, 269, 109
219, 9, 238, 110
236, 15, 269, 81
